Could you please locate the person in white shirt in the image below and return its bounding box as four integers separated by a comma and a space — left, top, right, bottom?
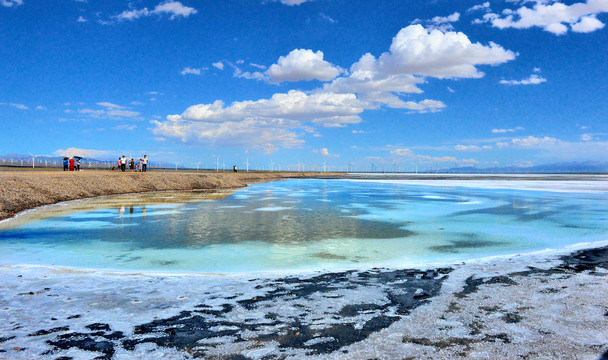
142, 155, 148, 172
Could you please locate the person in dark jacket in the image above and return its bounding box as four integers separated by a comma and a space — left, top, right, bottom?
63, 157, 69, 171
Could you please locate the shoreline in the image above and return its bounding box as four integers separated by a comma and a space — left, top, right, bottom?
0, 170, 338, 221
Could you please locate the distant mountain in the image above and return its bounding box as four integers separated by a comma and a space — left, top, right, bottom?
441, 161, 608, 174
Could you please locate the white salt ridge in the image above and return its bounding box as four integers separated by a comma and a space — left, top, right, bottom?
346, 177, 608, 193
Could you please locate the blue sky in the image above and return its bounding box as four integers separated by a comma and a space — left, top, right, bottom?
1, 0, 607, 171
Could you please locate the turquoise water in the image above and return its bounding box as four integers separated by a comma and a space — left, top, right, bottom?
0, 179, 607, 273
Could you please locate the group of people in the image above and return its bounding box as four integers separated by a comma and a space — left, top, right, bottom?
116, 155, 148, 172
62, 157, 80, 171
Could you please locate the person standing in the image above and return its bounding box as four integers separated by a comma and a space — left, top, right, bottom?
121, 155, 127, 172
69, 157, 75, 171
142, 155, 148, 172
63, 157, 69, 171
117, 157, 121, 171
233, 165, 237, 173
76, 158, 81, 171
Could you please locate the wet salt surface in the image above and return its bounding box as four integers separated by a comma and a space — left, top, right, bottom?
1, 242, 607, 359
1, 179, 607, 273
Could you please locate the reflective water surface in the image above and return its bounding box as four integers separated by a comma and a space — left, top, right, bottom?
0, 179, 607, 273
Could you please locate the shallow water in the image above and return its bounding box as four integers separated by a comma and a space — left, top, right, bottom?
0, 179, 607, 273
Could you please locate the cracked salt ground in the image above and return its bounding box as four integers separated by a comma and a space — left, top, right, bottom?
1, 244, 608, 359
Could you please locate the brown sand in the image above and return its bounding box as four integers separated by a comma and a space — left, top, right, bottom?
0, 169, 338, 221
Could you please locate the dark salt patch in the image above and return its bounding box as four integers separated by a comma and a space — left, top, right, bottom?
28, 326, 69, 337
429, 236, 503, 254
502, 312, 523, 324
0, 336, 15, 343
456, 275, 518, 298
312, 252, 347, 260
85, 324, 111, 332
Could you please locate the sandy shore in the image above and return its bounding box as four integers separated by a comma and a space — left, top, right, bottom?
0, 170, 337, 221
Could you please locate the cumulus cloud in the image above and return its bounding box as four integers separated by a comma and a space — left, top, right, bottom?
492, 126, 524, 133
376, 25, 516, 79
115, 1, 197, 21
319, 148, 331, 156
426, 12, 461, 30
212, 61, 224, 70
478, 0, 608, 35
321, 24, 514, 111
173, 90, 364, 123
468, 2, 491, 12
151, 90, 365, 149
152, 25, 516, 151
77, 16, 87, 22
497, 135, 558, 148
581, 133, 593, 141
1, 0, 23, 7
500, 74, 547, 85
264, 49, 344, 83
180, 67, 203, 75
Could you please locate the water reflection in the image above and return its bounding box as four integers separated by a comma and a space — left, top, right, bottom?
0, 180, 607, 273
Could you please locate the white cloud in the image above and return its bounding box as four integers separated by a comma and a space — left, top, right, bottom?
250, 63, 266, 69
390, 147, 478, 164
454, 144, 493, 151
352, 130, 365, 134
36, 105, 47, 110
180, 67, 202, 75
581, 133, 593, 141
321, 24, 514, 111
375, 25, 516, 79
427, 12, 461, 30
508, 135, 558, 147
78, 103, 140, 118
112, 124, 137, 131
1, 0, 22, 7
319, 13, 337, 23
500, 74, 546, 85
478, 0, 608, 35
0, 102, 28, 110
212, 61, 224, 70
171, 90, 364, 123
54, 148, 114, 158
571, 15, 605, 32
77, 16, 87, 22
320, 148, 330, 156
279, 0, 310, 5
265, 49, 344, 83
151, 90, 365, 149
492, 126, 524, 133
97, 102, 124, 109
107, 110, 139, 117
115, 1, 197, 21
447, 86, 455, 93
468, 2, 491, 12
